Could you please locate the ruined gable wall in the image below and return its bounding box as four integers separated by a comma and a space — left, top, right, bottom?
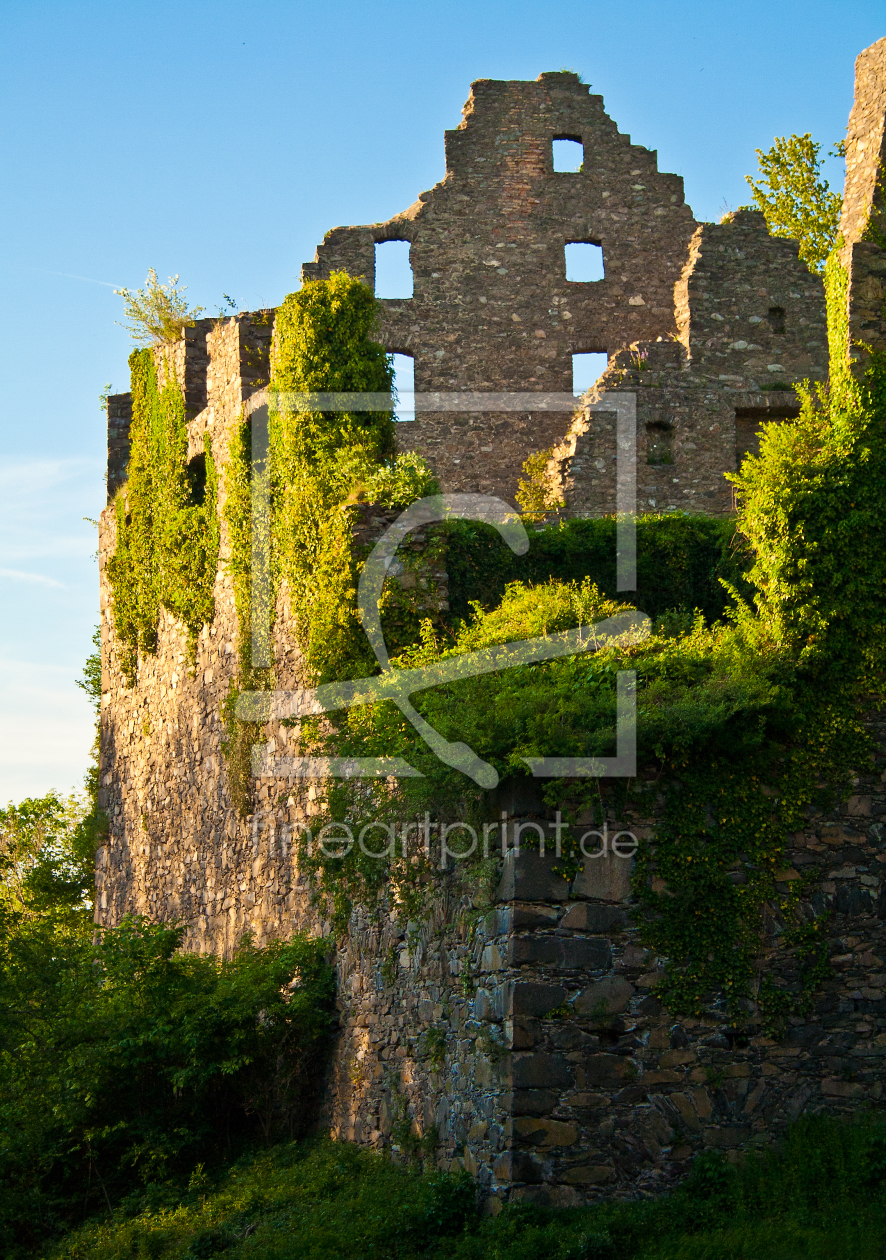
303, 71, 696, 502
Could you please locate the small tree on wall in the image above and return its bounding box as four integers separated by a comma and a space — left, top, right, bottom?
744, 134, 843, 274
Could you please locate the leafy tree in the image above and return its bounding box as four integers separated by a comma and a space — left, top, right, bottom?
0, 792, 94, 926
515, 447, 564, 521
744, 134, 842, 273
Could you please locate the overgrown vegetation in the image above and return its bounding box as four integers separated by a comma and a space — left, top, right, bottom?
114, 269, 206, 346
107, 348, 219, 682
40, 1115, 886, 1260
298, 250, 886, 1025
221, 272, 438, 811
0, 819, 334, 1257
744, 133, 843, 273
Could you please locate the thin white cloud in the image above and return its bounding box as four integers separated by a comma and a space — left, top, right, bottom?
0, 567, 65, 588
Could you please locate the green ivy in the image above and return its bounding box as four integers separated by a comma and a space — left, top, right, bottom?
107, 348, 219, 683
220, 274, 439, 811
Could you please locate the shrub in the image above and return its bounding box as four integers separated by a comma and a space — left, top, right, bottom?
0, 916, 334, 1255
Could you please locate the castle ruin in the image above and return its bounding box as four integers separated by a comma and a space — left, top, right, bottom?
96, 39, 886, 1205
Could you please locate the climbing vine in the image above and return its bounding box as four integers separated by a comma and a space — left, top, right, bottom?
107, 348, 219, 683
220, 272, 439, 811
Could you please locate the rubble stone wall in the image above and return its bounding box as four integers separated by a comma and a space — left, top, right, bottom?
554, 211, 828, 518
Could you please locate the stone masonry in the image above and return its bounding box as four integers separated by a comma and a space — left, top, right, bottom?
96, 39, 886, 1205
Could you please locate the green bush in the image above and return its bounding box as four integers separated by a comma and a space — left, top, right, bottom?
0, 914, 334, 1255
444, 512, 749, 628
107, 348, 219, 683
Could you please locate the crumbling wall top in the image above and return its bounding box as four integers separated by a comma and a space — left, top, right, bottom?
839, 35, 886, 248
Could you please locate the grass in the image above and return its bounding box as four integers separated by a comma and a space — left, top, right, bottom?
41, 1115, 886, 1260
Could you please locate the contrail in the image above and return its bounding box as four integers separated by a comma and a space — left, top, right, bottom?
0, 568, 65, 589
41, 270, 120, 289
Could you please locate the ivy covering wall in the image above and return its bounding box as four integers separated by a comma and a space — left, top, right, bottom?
221, 272, 439, 811
107, 348, 219, 683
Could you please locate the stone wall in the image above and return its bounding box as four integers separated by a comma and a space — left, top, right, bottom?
106, 392, 132, 501
96, 665, 886, 1206
839, 38, 886, 374
554, 211, 827, 518
97, 37, 886, 1208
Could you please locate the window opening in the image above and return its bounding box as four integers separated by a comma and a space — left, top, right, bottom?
553, 136, 584, 172
375, 240, 413, 299
766, 306, 786, 334
186, 452, 207, 505
565, 242, 604, 282
572, 352, 608, 396
646, 422, 674, 466
735, 407, 798, 465
393, 353, 415, 422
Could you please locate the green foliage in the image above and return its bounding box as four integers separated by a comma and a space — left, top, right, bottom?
445, 512, 748, 628
744, 133, 842, 273
76, 625, 102, 801
362, 449, 441, 509
515, 447, 563, 521
0, 792, 95, 928
41, 1116, 886, 1260
221, 274, 438, 807
114, 269, 205, 346
0, 912, 334, 1255
270, 272, 396, 466
107, 349, 219, 683
305, 262, 886, 1017
729, 314, 886, 684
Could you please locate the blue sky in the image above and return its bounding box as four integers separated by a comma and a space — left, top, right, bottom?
0, 0, 882, 801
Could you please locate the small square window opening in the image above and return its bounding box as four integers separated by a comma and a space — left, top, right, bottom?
766, 306, 786, 334
565, 242, 604, 283
553, 137, 584, 172
572, 352, 608, 396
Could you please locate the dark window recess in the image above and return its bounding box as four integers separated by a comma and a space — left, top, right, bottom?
735, 407, 799, 465
186, 452, 207, 506
553, 135, 584, 172
646, 422, 673, 465
766, 306, 786, 334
